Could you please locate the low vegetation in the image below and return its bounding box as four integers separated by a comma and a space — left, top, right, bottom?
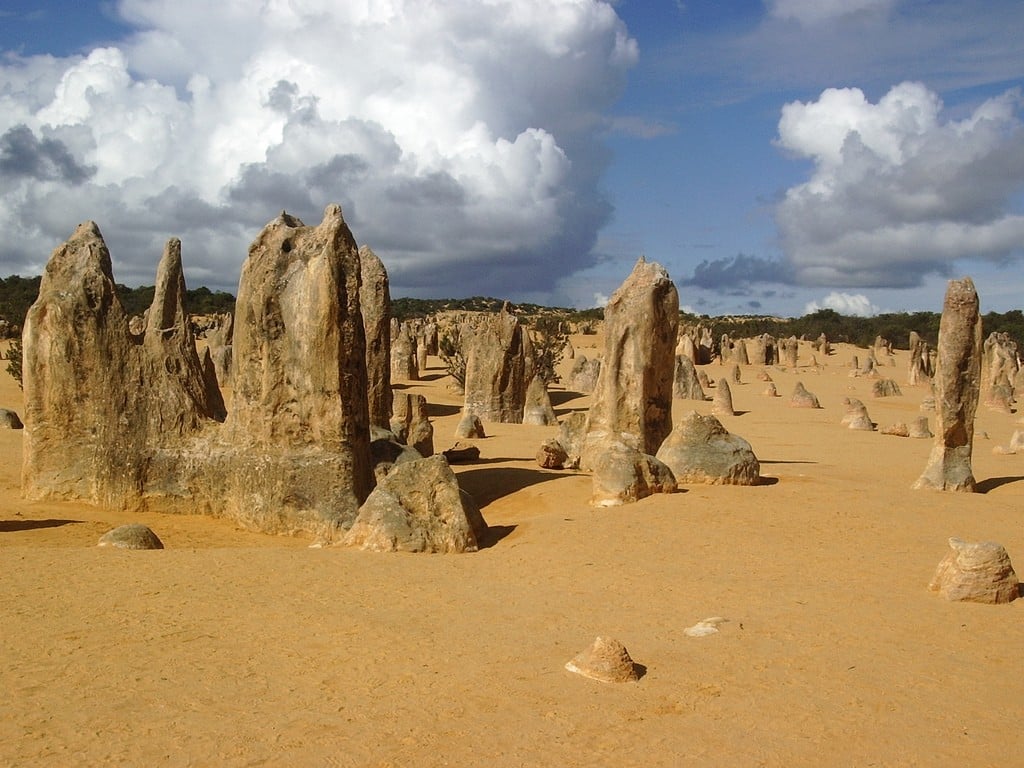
2, 274, 1022, 353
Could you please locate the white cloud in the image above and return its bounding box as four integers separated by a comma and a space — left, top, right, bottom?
767, 0, 895, 26
775, 82, 1024, 288
804, 291, 879, 317
0, 0, 637, 297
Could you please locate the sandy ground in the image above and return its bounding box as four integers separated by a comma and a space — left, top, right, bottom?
2, 335, 1023, 767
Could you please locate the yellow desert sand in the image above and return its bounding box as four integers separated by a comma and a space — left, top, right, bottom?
2, 333, 1023, 767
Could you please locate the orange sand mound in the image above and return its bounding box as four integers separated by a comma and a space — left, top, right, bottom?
2, 337, 1023, 767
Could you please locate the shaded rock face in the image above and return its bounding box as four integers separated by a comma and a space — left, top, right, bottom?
908, 331, 933, 385
0, 408, 23, 429
656, 411, 759, 486
733, 339, 749, 366
750, 334, 775, 366
23, 224, 224, 507
582, 258, 679, 467
872, 379, 902, 398
913, 278, 982, 492
98, 523, 164, 550
390, 392, 434, 457
359, 245, 392, 428
342, 455, 488, 553
454, 411, 486, 439
24, 207, 374, 541
462, 307, 529, 423
536, 439, 568, 469
929, 538, 1019, 604
673, 355, 707, 401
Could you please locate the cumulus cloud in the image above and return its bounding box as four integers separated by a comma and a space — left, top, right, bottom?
0, 0, 637, 297
775, 81, 1024, 288
803, 291, 879, 317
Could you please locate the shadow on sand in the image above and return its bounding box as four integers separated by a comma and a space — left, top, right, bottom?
0, 518, 84, 533
976, 476, 1024, 494
457, 466, 571, 508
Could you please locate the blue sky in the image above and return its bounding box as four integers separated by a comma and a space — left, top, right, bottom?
1, 0, 1022, 317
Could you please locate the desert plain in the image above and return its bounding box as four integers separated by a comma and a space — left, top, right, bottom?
1, 333, 1023, 767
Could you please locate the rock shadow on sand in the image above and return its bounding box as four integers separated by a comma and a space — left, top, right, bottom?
0, 518, 84, 533
975, 476, 1024, 494
457, 466, 571, 507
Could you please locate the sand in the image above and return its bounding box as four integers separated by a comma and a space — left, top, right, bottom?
2, 336, 1023, 767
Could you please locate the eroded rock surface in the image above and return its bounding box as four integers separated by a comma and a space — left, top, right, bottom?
656, 411, 759, 485
929, 538, 1019, 604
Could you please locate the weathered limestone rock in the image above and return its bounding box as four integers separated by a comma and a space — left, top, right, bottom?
98, 523, 164, 550
734, 339, 750, 366
0, 408, 23, 429
730, 363, 742, 384
697, 369, 711, 391
23, 224, 224, 507
454, 410, 486, 439
568, 355, 601, 394
780, 337, 799, 368
913, 278, 982, 492
789, 382, 821, 409
712, 378, 735, 417
462, 306, 529, 423
908, 331, 933, 385
24, 206, 377, 541
369, 428, 423, 483
655, 411, 759, 485
558, 411, 588, 462
536, 439, 569, 469
590, 441, 676, 507
522, 375, 558, 426
750, 334, 775, 366
881, 423, 910, 437
909, 416, 933, 439
872, 379, 902, 398
761, 383, 779, 397
390, 319, 418, 382
342, 455, 488, 553
221, 206, 374, 534
442, 441, 480, 464
841, 398, 874, 431
581, 258, 678, 471
359, 245, 392, 427
676, 333, 697, 361
673, 354, 707, 401
390, 392, 434, 457
565, 636, 642, 683
929, 538, 1019, 604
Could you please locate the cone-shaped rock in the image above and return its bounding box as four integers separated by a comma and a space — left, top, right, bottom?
522, 375, 558, 426
913, 278, 982, 492
712, 378, 735, 417
789, 381, 820, 409
565, 636, 642, 683
673, 354, 706, 400
342, 455, 488, 553
590, 441, 676, 507
656, 411, 759, 485
929, 538, 1019, 604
